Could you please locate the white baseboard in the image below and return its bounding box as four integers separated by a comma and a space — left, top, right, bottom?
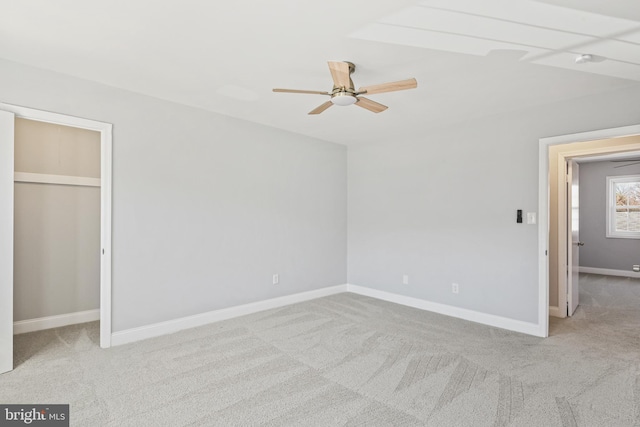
346, 285, 545, 337
111, 285, 349, 346
579, 266, 640, 279
14, 309, 100, 335
111, 282, 551, 347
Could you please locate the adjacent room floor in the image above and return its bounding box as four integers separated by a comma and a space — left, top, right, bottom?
2, 273, 640, 426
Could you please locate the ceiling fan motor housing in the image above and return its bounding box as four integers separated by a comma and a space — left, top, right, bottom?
331, 91, 357, 106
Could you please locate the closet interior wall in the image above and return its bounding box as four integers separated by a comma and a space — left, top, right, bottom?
13, 118, 101, 323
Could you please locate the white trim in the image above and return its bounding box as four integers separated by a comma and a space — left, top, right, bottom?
556, 153, 568, 316
548, 306, 563, 318
111, 285, 349, 346
13, 309, 100, 335
579, 266, 640, 279
541, 125, 640, 146
14, 172, 101, 187
539, 124, 640, 338
100, 121, 113, 348
538, 138, 550, 336
112, 281, 557, 347
347, 285, 543, 337
0, 102, 113, 349
0, 110, 14, 374
1, 104, 112, 132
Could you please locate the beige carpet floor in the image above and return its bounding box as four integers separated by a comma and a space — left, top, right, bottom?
2, 273, 640, 426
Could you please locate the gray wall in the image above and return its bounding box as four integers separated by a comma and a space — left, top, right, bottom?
0, 59, 347, 332
348, 84, 640, 324
3, 56, 640, 332
13, 118, 101, 322
579, 160, 640, 271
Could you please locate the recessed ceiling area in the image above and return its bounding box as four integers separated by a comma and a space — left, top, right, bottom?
350, 0, 640, 81
0, 0, 639, 145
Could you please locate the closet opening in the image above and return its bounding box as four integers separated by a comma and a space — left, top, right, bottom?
0, 103, 112, 375
13, 118, 102, 350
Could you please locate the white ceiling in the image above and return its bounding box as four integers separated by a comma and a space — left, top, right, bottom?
1, 0, 639, 146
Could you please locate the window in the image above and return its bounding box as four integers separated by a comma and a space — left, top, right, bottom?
606, 175, 640, 239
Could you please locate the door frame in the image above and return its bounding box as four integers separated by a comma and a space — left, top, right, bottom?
1, 103, 113, 348
538, 124, 640, 336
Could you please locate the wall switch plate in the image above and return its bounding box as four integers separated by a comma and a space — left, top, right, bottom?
402, 275, 409, 285
272, 274, 279, 285
527, 212, 537, 224
452, 283, 459, 294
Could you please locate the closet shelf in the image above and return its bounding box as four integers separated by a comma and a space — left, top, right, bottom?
14, 172, 100, 188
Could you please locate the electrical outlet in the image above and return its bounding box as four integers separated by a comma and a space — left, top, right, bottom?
272, 274, 279, 285
402, 274, 409, 285
633, 265, 640, 273
452, 283, 459, 294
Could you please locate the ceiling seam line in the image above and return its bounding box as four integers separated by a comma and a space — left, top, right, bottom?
413, 4, 640, 41
375, 22, 570, 54
374, 22, 640, 66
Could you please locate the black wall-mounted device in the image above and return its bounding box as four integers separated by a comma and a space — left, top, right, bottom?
517, 209, 523, 223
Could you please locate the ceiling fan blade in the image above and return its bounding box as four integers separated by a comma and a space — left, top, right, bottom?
358, 78, 417, 95
614, 161, 640, 168
273, 88, 330, 95
308, 101, 334, 115
328, 61, 352, 89
355, 97, 388, 113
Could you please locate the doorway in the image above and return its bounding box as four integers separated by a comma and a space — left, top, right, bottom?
14, 117, 101, 333
538, 125, 640, 337
0, 104, 112, 375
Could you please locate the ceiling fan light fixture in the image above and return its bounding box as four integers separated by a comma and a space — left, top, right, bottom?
331, 92, 357, 106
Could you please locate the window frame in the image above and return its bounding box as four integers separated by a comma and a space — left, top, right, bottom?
606, 174, 640, 239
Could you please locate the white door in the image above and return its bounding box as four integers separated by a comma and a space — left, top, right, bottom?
0, 110, 14, 374
567, 160, 580, 316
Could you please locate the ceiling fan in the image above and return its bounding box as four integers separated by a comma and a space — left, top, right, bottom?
273, 61, 417, 115
612, 158, 640, 168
